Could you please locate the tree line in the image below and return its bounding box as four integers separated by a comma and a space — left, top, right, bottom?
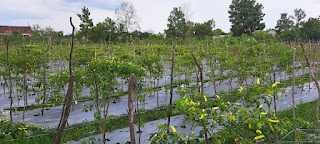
7, 0, 320, 43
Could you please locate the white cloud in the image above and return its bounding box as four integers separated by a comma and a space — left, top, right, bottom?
1, 0, 320, 34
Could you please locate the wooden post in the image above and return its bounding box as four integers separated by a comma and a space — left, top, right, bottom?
128, 74, 136, 144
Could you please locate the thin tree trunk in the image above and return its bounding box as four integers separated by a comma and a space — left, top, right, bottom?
85, 39, 89, 62
273, 72, 279, 143
49, 36, 52, 72
128, 74, 136, 144
302, 44, 320, 137
53, 17, 75, 144
191, 52, 204, 108
42, 39, 47, 115
22, 70, 26, 121
156, 48, 161, 119
101, 76, 112, 144
212, 56, 216, 96
191, 52, 208, 144
292, 48, 298, 143
6, 39, 13, 121
167, 45, 175, 129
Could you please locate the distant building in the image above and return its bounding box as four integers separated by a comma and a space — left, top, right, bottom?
0, 25, 32, 36
268, 29, 276, 36
213, 35, 231, 39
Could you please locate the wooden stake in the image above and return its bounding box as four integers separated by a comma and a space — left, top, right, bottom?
128, 74, 136, 144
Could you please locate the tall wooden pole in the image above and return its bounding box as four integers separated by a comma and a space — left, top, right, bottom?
53, 17, 75, 144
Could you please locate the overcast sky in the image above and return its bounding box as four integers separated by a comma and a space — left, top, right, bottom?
1, 0, 320, 34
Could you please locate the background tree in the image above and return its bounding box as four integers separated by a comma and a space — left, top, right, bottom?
89, 17, 118, 43
131, 30, 152, 40
188, 20, 214, 39
301, 17, 320, 41
77, 6, 93, 39
228, 0, 265, 36
290, 8, 306, 27
165, 7, 188, 40
180, 3, 192, 23
213, 28, 223, 37
115, 1, 140, 40
116, 23, 127, 42
77, 6, 93, 62
278, 27, 301, 41
275, 13, 294, 33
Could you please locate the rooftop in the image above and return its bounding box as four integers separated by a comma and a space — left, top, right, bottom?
0, 25, 32, 36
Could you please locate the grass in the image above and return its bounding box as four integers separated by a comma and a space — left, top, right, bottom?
278, 101, 319, 142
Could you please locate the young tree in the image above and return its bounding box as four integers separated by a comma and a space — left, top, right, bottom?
89, 17, 118, 42
275, 13, 294, 33
228, 0, 265, 36
188, 20, 214, 39
180, 2, 192, 23
53, 17, 75, 144
77, 6, 93, 39
115, 1, 140, 35
77, 6, 93, 62
278, 27, 301, 41
290, 8, 306, 27
301, 17, 320, 41
165, 7, 188, 39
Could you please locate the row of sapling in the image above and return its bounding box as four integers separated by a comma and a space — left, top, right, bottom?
1, 35, 316, 115
2, 28, 320, 143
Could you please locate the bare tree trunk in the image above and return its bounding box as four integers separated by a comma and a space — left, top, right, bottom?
212, 55, 216, 96
22, 70, 27, 121
191, 51, 208, 144
85, 39, 89, 62
42, 39, 47, 115
292, 48, 298, 143
49, 36, 52, 72
302, 44, 320, 137
167, 45, 175, 129
6, 39, 13, 121
128, 74, 136, 144
156, 48, 161, 119
273, 68, 279, 143
228, 73, 233, 101
191, 52, 204, 108
53, 17, 75, 144
101, 76, 112, 144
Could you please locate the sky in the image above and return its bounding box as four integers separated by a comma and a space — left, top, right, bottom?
1, 0, 320, 34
